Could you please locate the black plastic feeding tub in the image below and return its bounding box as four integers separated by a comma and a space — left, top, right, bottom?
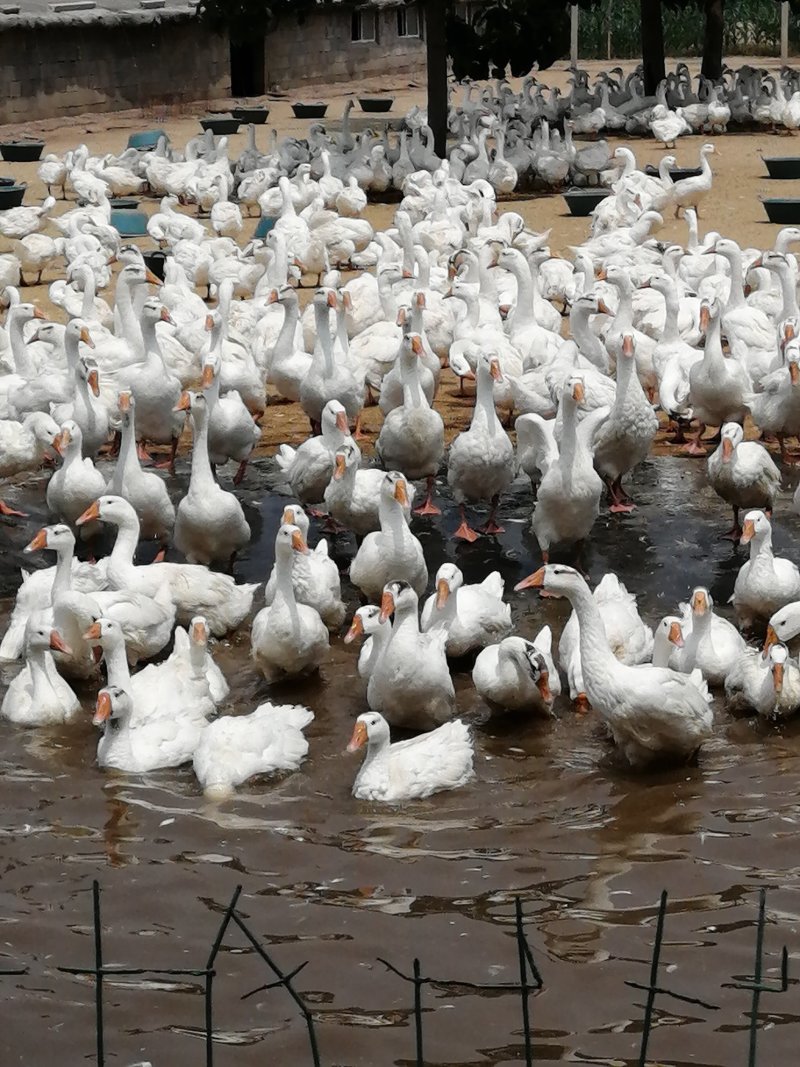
232, 106, 269, 124
292, 101, 328, 119
763, 198, 800, 224
359, 97, 394, 113
563, 188, 611, 216
0, 140, 45, 162
644, 164, 702, 182
199, 116, 240, 135
764, 157, 800, 179
0, 184, 26, 209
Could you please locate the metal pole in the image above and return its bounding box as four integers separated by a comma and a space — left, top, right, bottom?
781, 1, 790, 63
515, 898, 533, 1067
92, 881, 104, 1067
571, 5, 579, 67
413, 958, 424, 1067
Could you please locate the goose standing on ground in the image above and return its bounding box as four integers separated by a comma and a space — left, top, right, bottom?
447, 352, 514, 541
263, 504, 345, 629
733, 510, 800, 629
421, 563, 512, 657
173, 391, 251, 566
346, 711, 474, 802
706, 422, 780, 540
516, 565, 712, 768
251, 523, 329, 682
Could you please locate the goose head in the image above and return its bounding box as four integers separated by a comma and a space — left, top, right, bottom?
690, 586, 714, 618
24, 522, 75, 556
379, 579, 417, 622
274, 521, 309, 561
332, 441, 360, 481
719, 422, 744, 460
281, 503, 310, 540
655, 615, 685, 650
515, 562, 586, 597
768, 643, 789, 692
344, 605, 385, 645
434, 564, 464, 609
347, 710, 390, 752
380, 471, 410, 509
740, 509, 771, 546
321, 399, 349, 437
189, 616, 209, 653
76, 493, 137, 529
52, 419, 83, 458
25, 620, 71, 657
22, 411, 60, 448
93, 684, 133, 728
765, 602, 800, 651
83, 616, 125, 651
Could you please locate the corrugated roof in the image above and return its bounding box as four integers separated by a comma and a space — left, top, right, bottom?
0, 0, 195, 26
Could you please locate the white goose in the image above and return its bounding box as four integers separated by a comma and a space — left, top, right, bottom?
421, 563, 511, 657
472, 629, 559, 716
263, 504, 345, 630
349, 472, 427, 601
0, 621, 78, 726
733, 510, 800, 629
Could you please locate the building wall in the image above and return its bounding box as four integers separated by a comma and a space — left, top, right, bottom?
264, 5, 427, 90
0, 19, 230, 125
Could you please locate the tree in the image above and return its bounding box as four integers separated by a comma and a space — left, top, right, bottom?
700, 0, 725, 81
641, 0, 666, 94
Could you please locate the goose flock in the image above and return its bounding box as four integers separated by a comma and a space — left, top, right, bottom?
4, 96, 800, 805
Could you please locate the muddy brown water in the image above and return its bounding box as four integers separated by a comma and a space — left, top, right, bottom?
3, 450, 800, 1067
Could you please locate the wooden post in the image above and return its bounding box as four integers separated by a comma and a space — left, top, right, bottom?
571, 4, 579, 67
781, 1, 790, 62
424, 0, 448, 159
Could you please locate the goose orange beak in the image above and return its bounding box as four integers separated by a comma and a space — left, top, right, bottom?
343, 292, 353, 310
76, 500, 100, 526
201, 363, 215, 389
402, 269, 414, 280
700, 304, 711, 332
536, 669, 552, 704
740, 518, 756, 544
489, 357, 503, 382
572, 380, 585, 403
773, 662, 784, 693
596, 298, 612, 315
721, 437, 733, 460
52, 430, 66, 455
395, 307, 407, 327
668, 620, 684, 648
379, 590, 395, 623
145, 269, 161, 286
621, 335, 634, 358
335, 411, 349, 434
93, 690, 112, 726
785, 322, 796, 342
436, 578, 450, 610
205, 313, 215, 331
175, 391, 191, 412
291, 529, 309, 554
266, 288, 280, 305
763, 625, 779, 655
791, 362, 800, 385
281, 507, 296, 525
326, 291, 338, 309
691, 590, 708, 614
346, 720, 368, 752
118, 391, 131, 413
515, 567, 546, 592
33, 307, 46, 320
49, 630, 71, 655
416, 292, 426, 308
87, 369, 100, 397
410, 335, 423, 355
344, 614, 364, 644
191, 619, 207, 644
393, 479, 409, 506
333, 453, 347, 480
79, 326, 95, 349
83, 621, 102, 642
24, 528, 48, 552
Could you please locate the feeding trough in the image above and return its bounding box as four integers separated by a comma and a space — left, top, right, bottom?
199, 115, 240, 135
126, 129, 168, 151
563, 188, 611, 216
359, 97, 394, 113
644, 163, 702, 182
763, 157, 800, 180
762, 198, 800, 224
292, 101, 328, 119
142, 248, 170, 281
110, 208, 148, 237
232, 106, 269, 125
0, 184, 26, 210
109, 197, 139, 211
0, 140, 45, 162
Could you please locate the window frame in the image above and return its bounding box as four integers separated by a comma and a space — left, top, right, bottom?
396, 4, 420, 39
351, 8, 377, 43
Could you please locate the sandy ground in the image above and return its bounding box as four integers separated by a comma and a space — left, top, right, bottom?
1, 56, 799, 460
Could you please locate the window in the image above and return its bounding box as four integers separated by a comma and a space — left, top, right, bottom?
351, 9, 376, 42
397, 4, 420, 38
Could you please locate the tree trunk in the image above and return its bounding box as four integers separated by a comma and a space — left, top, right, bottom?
701, 0, 725, 81
424, 0, 448, 158
640, 0, 665, 95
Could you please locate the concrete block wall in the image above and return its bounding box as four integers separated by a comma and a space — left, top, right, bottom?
0, 20, 230, 124
264, 6, 426, 90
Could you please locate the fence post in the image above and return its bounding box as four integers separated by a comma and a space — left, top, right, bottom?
781, 1, 790, 62
571, 5, 579, 67
92, 880, 104, 1067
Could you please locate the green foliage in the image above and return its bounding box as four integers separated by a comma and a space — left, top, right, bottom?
197, 0, 316, 46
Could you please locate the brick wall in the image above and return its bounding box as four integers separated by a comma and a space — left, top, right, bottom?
264, 6, 427, 90
0, 19, 230, 124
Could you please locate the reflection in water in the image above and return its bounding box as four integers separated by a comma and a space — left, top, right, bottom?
2, 456, 800, 1063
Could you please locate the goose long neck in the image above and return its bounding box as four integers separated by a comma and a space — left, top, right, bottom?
112, 412, 138, 488
569, 583, 619, 678
188, 409, 216, 494
473, 365, 499, 432
103, 637, 132, 689
79, 270, 97, 320
274, 298, 299, 359
52, 541, 75, 599
775, 264, 799, 320
115, 275, 144, 358
660, 281, 681, 342
570, 305, 609, 371
108, 512, 141, 572
29, 647, 56, 702
9, 312, 36, 377
724, 249, 745, 309
313, 302, 335, 375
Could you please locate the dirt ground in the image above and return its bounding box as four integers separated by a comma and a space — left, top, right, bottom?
1, 55, 798, 461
